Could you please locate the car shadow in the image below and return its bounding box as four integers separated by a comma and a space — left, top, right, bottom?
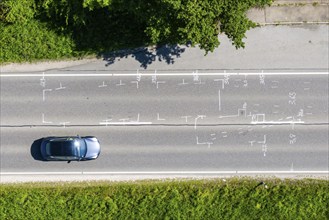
30, 138, 46, 161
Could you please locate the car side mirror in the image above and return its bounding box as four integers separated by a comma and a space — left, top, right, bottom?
67, 160, 71, 164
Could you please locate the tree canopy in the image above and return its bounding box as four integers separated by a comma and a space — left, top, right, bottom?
0, 0, 272, 63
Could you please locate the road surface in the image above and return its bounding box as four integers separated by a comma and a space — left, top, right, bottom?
1, 25, 328, 182
0, 72, 328, 182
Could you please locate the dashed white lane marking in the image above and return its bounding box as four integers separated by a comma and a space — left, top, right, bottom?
1, 171, 328, 175
1, 72, 328, 77
99, 122, 152, 125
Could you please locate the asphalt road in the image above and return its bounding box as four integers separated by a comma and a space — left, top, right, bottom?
1, 25, 328, 182
0, 73, 328, 175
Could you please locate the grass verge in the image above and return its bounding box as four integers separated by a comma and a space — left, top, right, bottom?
0, 177, 328, 219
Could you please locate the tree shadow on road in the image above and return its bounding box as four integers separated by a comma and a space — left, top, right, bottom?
30, 138, 45, 161
103, 44, 186, 69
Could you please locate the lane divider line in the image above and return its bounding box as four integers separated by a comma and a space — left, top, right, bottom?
1, 171, 328, 175
1, 72, 328, 77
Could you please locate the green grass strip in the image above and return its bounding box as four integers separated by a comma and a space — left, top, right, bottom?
0, 178, 328, 219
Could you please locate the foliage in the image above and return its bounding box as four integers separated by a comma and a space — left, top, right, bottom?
0, 0, 272, 64
0, 20, 77, 63
0, 178, 328, 219
35, 0, 87, 27
0, 0, 35, 24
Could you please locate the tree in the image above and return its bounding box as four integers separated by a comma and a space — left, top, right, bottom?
79, 0, 272, 53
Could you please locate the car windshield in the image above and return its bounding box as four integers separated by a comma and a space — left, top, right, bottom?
46, 138, 87, 158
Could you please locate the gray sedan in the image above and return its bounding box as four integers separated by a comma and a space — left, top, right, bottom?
41, 136, 100, 162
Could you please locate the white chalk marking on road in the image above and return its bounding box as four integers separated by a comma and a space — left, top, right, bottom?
101, 118, 112, 126
157, 113, 165, 121
210, 133, 217, 141
303, 88, 310, 91
218, 90, 221, 111
134, 113, 140, 122
258, 135, 267, 144
156, 81, 165, 89
181, 116, 191, 123
258, 135, 267, 157
194, 115, 206, 130
1, 171, 328, 175
196, 136, 212, 148
42, 113, 52, 124
262, 145, 267, 157
249, 140, 256, 146
55, 82, 66, 90
2, 72, 328, 77
251, 114, 304, 125
219, 104, 247, 118
196, 136, 206, 145
290, 163, 294, 171
219, 114, 239, 119
243, 75, 248, 87
151, 70, 157, 84
59, 122, 70, 128
136, 69, 142, 82
178, 79, 188, 85
272, 111, 279, 114
40, 72, 46, 87
259, 73, 265, 85
98, 81, 107, 87
271, 80, 279, 89
306, 105, 313, 109
251, 120, 304, 125
306, 112, 313, 115
116, 80, 125, 86
119, 118, 130, 122
42, 89, 52, 101
273, 104, 280, 108
303, 81, 311, 84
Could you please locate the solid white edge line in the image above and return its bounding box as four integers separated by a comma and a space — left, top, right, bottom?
1, 171, 328, 175
0, 72, 328, 77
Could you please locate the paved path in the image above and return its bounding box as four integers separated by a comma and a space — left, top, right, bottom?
248, 0, 329, 24
1, 25, 327, 72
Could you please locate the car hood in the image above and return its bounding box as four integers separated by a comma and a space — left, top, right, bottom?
85, 138, 101, 158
